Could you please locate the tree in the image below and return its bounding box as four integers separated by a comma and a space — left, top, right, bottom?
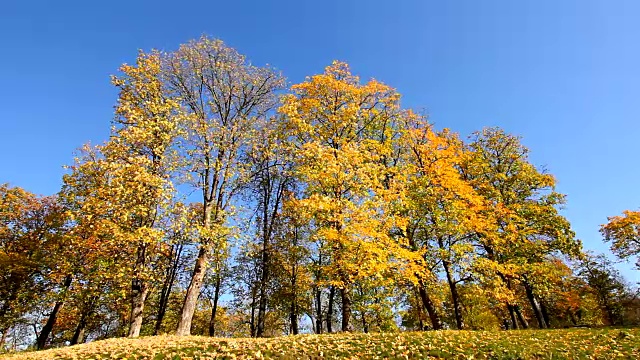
0, 185, 68, 348
280, 61, 407, 331
109, 49, 181, 337
577, 253, 629, 325
162, 36, 285, 336
601, 210, 640, 270
244, 117, 295, 337
462, 128, 581, 330
269, 195, 313, 335
400, 120, 485, 330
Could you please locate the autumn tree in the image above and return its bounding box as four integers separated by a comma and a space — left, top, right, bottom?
0, 185, 68, 348
107, 50, 182, 337
268, 195, 313, 335
601, 210, 640, 271
399, 118, 486, 330
244, 117, 295, 337
280, 61, 407, 331
576, 253, 630, 325
52, 51, 180, 343
229, 240, 263, 337
462, 128, 581, 330
162, 36, 285, 335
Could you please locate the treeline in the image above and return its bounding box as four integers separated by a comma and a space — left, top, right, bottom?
1, 36, 639, 350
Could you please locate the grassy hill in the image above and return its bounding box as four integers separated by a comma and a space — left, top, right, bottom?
2, 327, 638, 359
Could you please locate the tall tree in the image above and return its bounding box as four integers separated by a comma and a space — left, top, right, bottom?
269, 195, 313, 335
462, 128, 580, 330
280, 61, 406, 331
245, 117, 295, 337
163, 36, 285, 335
109, 50, 181, 337
401, 122, 485, 330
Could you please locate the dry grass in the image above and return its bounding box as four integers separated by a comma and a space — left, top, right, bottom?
2, 327, 638, 359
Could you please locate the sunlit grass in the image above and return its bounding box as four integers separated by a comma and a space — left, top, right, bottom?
2, 327, 638, 359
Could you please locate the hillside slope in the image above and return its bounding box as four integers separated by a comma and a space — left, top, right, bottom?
2, 328, 638, 359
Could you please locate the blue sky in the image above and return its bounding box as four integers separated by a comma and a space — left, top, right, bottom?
1, 0, 638, 282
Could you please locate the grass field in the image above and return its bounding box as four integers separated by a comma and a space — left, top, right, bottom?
2, 327, 638, 359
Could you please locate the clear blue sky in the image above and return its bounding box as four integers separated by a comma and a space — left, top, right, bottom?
1, 0, 638, 282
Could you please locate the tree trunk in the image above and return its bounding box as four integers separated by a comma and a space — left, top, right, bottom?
70, 311, 88, 345
524, 282, 546, 329
0, 328, 9, 349
154, 244, 182, 335
37, 275, 72, 349
176, 246, 209, 336
250, 284, 257, 337
290, 295, 298, 335
128, 281, 149, 337
540, 301, 551, 328
256, 235, 269, 337
570, 312, 578, 325
604, 301, 617, 325
514, 304, 529, 329
36, 301, 62, 349
442, 260, 464, 330
507, 304, 519, 330
314, 287, 323, 334
340, 287, 353, 332
289, 258, 299, 335
361, 313, 368, 333
208, 274, 222, 336
327, 286, 335, 333
418, 282, 443, 330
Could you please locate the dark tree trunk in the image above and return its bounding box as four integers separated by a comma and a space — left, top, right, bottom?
540, 301, 551, 327
524, 282, 546, 329
36, 275, 72, 349
256, 207, 270, 338
154, 244, 182, 335
327, 286, 336, 333
437, 237, 464, 330
208, 274, 222, 336
70, 310, 88, 345
250, 284, 257, 337
570, 312, 578, 325
503, 277, 527, 329
36, 300, 63, 349
514, 304, 529, 329
361, 313, 368, 333
417, 282, 443, 330
290, 297, 298, 335
507, 304, 519, 330
315, 287, 323, 334
442, 259, 464, 330
256, 283, 267, 336
374, 295, 383, 330
289, 255, 299, 335
340, 287, 352, 332
415, 290, 426, 330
